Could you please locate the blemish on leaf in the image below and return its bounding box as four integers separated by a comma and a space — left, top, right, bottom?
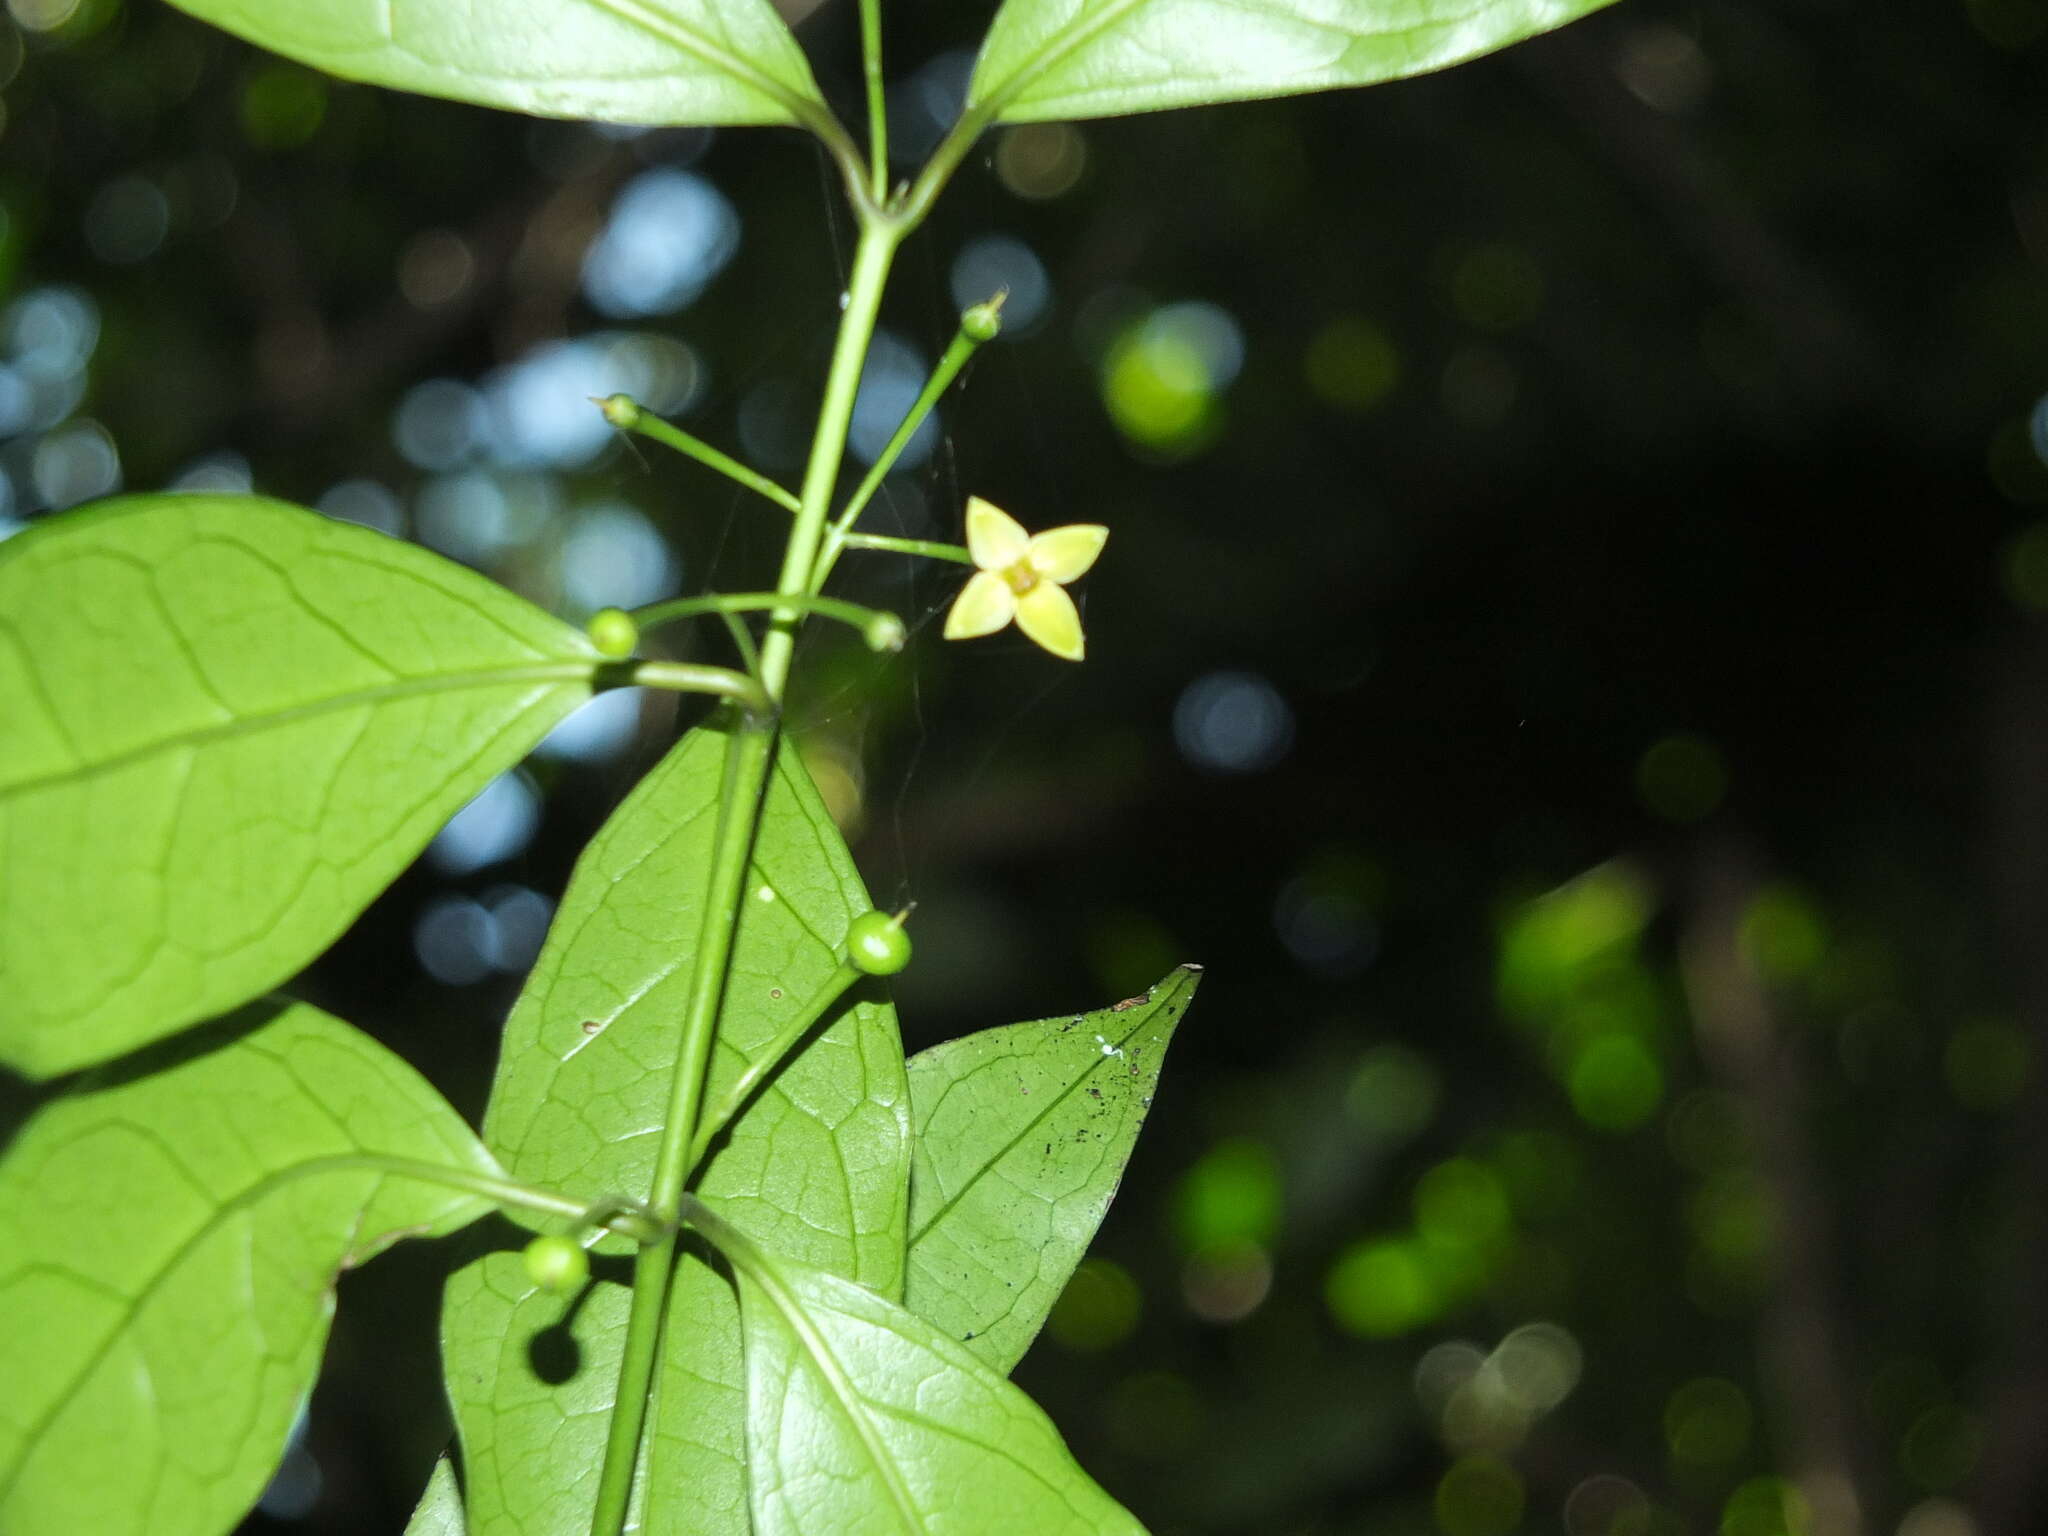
755, 885, 776, 902
769, 987, 784, 1000
580, 1020, 603, 1036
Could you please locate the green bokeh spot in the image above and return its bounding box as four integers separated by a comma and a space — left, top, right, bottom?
1305, 315, 1400, 413
1046, 1257, 1143, 1353
1346, 1043, 1442, 1141
1739, 886, 1827, 981
1665, 1376, 1752, 1466
1414, 1157, 1512, 1253
1498, 864, 1653, 1021
1102, 325, 1216, 455
1720, 1478, 1809, 1536
1636, 734, 1729, 823
1326, 1236, 1440, 1337
241, 62, 329, 150
1569, 1035, 1665, 1132
1173, 1136, 1282, 1253
1434, 1454, 1526, 1536
1901, 1405, 1983, 1492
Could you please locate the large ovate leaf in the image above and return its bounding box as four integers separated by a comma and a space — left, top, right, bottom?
168, 0, 826, 127
405, 1456, 466, 1536
0, 999, 500, 1536
713, 1215, 1146, 1536
907, 965, 1199, 1373
442, 723, 910, 1535
968, 0, 1622, 124
0, 494, 601, 1078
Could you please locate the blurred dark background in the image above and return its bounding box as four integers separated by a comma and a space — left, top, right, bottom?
5, 0, 2048, 1532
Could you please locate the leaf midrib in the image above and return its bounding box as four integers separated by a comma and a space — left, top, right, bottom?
907, 973, 1188, 1245
0, 661, 595, 801
579, 0, 812, 121
972, 0, 1159, 116
749, 1260, 926, 1535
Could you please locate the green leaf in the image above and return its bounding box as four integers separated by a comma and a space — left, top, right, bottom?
0, 999, 500, 1536
906, 965, 1199, 1373
701, 1202, 1146, 1536
967, 0, 1622, 124
405, 1456, 466, 1536
441, 724, 910, 1535
168, 0, 827, 128
0, 494, 600, 1078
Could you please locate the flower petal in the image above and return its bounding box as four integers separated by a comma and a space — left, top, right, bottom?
1026, 524, 1108, 584
964, 496, 1030, 571
943, 569, 1017, 640
1014, 580, 1085, 661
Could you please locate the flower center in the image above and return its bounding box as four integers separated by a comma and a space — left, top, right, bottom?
1001, 560, 1039, 597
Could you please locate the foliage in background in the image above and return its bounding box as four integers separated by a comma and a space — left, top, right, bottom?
2, 0, 2046, 1534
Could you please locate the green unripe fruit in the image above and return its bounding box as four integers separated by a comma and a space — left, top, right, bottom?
598, 392, 643, 428
587, 606, 639, 659
961, 297, 1005, 344
523, 1234, 590, 1293
845, 909, 912, 975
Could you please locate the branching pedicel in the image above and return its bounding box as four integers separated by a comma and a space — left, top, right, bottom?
0, 0, 1620, 1531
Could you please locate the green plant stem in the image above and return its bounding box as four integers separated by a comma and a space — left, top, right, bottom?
332, 1155, 668, 1244
718, 609, 763, 676
632, 592, 904, 651
626, 659, 768, 715
687, 962, 862, 1171
844, 531, 973, 563
588, 217, 905, 1536
859, 0, 888, 202
589, 724, 772, 1535
893, 104, 994, 230
812, 316, 992, 591
760, 221, 902, 699
604, 396, 802, 513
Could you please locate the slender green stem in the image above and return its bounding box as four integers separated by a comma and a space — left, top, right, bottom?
600, 394, 801, 514
718, 609, 763, 677
338, 1156, 668, 1244
892, 103, 995, 231
590, 723, 775, 1535
758, 221, 904, 700
632, 592, 905, 652
791, 100, 875, 217
589, 212, 906, 1536
812, 306, 997, 591
858, 0, 888, 202
687, 963, 862, 1172
843, 531, 973, 564
627, 659, 769, 715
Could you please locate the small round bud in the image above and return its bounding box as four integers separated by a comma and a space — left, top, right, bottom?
598, 393, 642, 429
845, 909, 912, 976
587, 606, 639, 659
961, 297, 1005, 344
865, 612, 907, 653
522, 1234, 589, 1293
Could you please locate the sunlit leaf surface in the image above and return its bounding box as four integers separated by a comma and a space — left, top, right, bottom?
0, 1001, 499, 1536
969, 0, 1622, 123
724, 1229, 1148, 1536
0, 495, 600, 1077
907, 966, 1199, 1372
442, 725, 910, 1536
169, 0, 827, 127
404, 1456, 466, 1536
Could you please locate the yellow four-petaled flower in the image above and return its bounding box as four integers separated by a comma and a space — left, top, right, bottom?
942, 496, 1107, 662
